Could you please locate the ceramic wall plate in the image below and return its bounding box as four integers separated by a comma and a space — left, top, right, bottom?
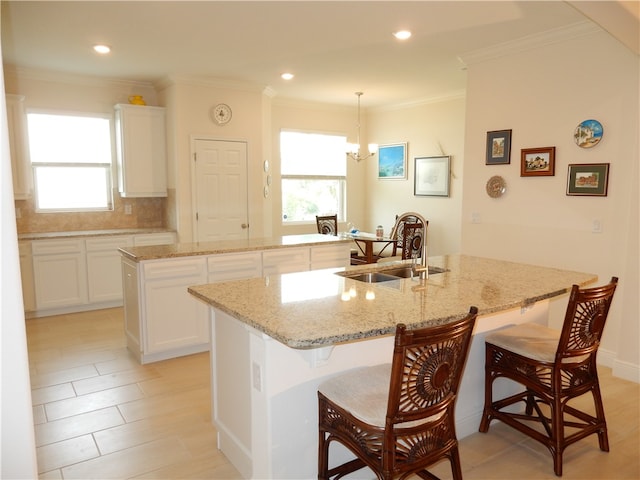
574, 119, 603, 148
486, 175, 507, 198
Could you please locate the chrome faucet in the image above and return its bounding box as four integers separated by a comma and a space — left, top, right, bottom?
404, 212, 429, 280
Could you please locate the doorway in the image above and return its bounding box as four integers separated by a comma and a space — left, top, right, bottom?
192, 138, 249, 242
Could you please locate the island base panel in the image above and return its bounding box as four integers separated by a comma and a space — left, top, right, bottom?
210, 300, 550, 479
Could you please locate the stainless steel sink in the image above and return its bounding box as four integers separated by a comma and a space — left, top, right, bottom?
343, 272, 402, 283
378, 266, 448, 278
339, 266, 447, 283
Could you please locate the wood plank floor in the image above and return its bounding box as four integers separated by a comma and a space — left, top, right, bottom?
28, 308, 639, 479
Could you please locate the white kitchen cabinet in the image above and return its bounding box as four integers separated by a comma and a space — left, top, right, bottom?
86, 235, 133, 303
133, 231, 176, 246
140, 258, 209, 362
122, 240, 351, 364
32, 239, 87, 310
262, 247, 310, 275
208, 251, 262, 282
6, 94, 31, 199
18, 241, 35, 312
310, 244, 351, 270
114, 104, 167, 198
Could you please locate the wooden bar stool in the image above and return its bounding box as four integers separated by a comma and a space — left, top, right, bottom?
318, 306, 478, 480
479, 277, 618, 476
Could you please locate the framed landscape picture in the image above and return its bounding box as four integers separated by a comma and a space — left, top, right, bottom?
414, 155, 451, 197
486, 129, 512, 165
566, 163, 610, 196
378, 143, 407, 179
521, 146, 555, 177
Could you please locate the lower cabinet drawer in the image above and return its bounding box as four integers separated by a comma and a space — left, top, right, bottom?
262, 247, 310, 275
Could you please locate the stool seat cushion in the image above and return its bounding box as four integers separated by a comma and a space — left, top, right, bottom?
318, 364, 390, 426
486, 323, 560, 363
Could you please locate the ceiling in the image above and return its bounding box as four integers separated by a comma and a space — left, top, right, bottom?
2, 1, 638, 108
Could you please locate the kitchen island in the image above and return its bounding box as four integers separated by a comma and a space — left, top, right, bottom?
188, 254, 597, 479
120, 234, 351, 364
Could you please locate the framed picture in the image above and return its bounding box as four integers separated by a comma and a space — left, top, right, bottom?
486, 129, 511, 165
521, 146, 556, 177
378, 143, 407, 179
566, 163, 610, 196
414, 155, 451, 197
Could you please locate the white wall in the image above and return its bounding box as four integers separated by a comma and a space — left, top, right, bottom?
1, 61, 38, 479
365, 96, 466, 256
157, 79, 268, 242
460, 30, 639, 380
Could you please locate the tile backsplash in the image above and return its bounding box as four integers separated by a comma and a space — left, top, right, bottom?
15, 189, 169, 233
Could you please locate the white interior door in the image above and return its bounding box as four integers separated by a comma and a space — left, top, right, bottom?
193, 139, 248, 242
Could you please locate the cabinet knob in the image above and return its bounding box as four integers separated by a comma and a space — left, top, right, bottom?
241, 223, 249, 229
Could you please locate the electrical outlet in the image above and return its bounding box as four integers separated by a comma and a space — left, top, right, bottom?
124, 204, 132, 215
592, 219, 602, 233
252, 362, 262, 392
471, 212, 481, 224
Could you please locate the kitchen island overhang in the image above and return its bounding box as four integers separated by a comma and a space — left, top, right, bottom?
188, 255, 597, 479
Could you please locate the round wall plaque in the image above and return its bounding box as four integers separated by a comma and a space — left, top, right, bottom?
574, 119, 603, 148
486, 175, 507, 198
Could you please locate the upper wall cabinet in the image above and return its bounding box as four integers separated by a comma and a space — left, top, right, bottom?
115, 104, 167, 198
6, 94, 32, 199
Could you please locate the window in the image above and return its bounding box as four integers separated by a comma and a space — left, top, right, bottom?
280, 130, 346, 223
27, 111, 113, 212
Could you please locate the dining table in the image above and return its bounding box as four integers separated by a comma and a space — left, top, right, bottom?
340, 231, 396, 264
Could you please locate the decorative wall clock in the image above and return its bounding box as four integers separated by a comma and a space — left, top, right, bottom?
210, 103, 232, 125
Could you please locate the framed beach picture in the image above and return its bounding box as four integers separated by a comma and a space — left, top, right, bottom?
566, 163, 610, 196
378, 143, 407, 179
521, 146, 556, 177
414, 155, 451, 197
486, 129, 512, 165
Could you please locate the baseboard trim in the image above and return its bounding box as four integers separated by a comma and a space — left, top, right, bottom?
613, 359, 640, 384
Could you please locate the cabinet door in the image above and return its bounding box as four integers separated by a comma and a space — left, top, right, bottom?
208, 252, 262, 282
32, 239, 87, 310
262, 247, 310, 275
115, 104, 167, 197
86, 236, 133, 303
142, 259, 208, 355
6, 94, 31, 199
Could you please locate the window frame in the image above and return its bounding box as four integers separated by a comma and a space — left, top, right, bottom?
26, 109, 115, 213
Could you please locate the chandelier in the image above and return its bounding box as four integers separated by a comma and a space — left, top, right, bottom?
346, 92, 378, 162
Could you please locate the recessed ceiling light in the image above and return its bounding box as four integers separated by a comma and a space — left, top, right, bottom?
93, 44, 111, 54
393, 30, 412, 40
281, 73, 294, 80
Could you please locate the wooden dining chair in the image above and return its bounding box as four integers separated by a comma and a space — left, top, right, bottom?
377, 220, 427, 264
479, 277, 618, 476
378, 212, 426, 259
318, 306, 478, 480
316, 214, 338, 235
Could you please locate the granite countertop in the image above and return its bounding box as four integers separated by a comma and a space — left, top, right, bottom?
187, 254, 597, 349
118, 233, 351, 261
18, 228, 174, 241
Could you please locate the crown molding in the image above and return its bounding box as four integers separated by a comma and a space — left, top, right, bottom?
458, 21, 602, 67
373, 90, 466, 112
3, 65, 155, 89
155, 74, 265, 93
